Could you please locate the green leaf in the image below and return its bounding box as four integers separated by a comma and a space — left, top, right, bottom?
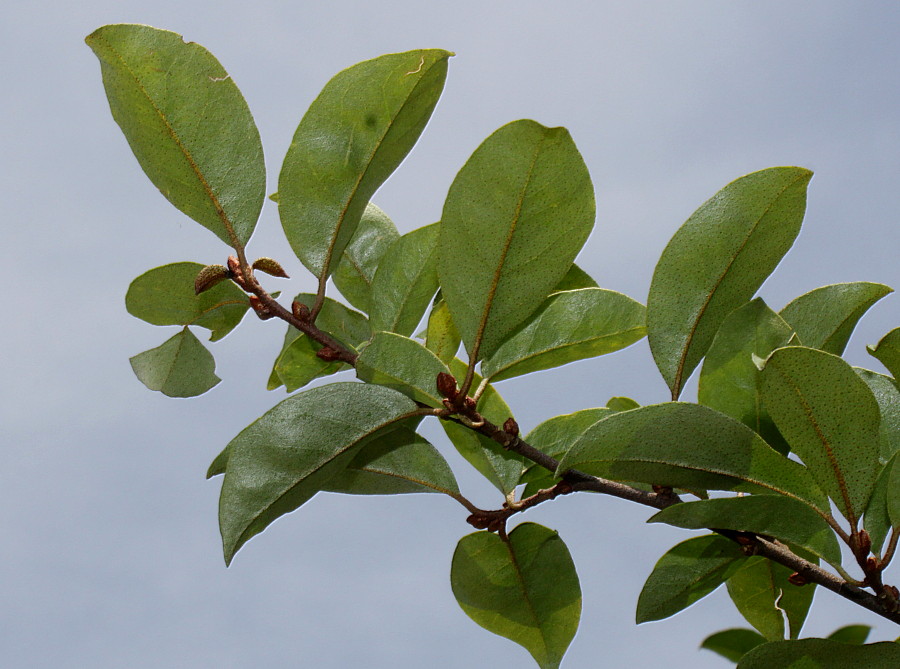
441, 359, 524, 493
322, 425, 458, 495
827, 625, 871, 645
855, 368, 900, 462
356, 332, 450, 406
206, 445, 229, 479
889, 456, 900, 528
480, 288, 646, 382
126, 262, 250, 341
869, 327, 900, 380
552, 264, 598, 292
779, 282, 892, 355
332, 203, 399, 312
649, 496, 841, 567
451, 523, 581, 669
269, 294, 370, 392
636, 535, 745, 623
702, 628, 767, 663
129, 328, 220, 397
557, 403, 830, 513
647, 167, 812, 399
519, 408, 613, 496
369, 223, 441, 336
761, 346, 881, 525
278, 49, 451, 279
737, 639, 900, 668
87, 25, 264, 247
865, 456, 896, 553
726, 555, 816, 641
699, 298, 793, 454
439, 119, 595, 362
425, 298, 461, 364
218, 383, 418, 564
606, 396, 640, 411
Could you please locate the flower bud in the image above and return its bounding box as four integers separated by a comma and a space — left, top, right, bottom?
194, 264, 230, 294
503, 417, 519, 438
252, 257, 289, 278
436, 372, 458, 400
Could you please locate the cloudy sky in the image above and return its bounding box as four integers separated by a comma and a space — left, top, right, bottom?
4, 1, 900, 667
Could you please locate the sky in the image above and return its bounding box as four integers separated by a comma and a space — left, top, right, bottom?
4, 1, 900, 667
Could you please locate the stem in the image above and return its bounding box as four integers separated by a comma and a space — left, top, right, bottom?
882, 528, 900, 569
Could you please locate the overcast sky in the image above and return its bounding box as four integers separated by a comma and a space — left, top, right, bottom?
4, 2, 900, 667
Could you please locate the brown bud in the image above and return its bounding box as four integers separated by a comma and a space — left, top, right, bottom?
858, 529, 872, 556
436, 372, 458, 400
788, 572, 809, 586
292, 301, 311, 321
316, 347, 342, 362
487, 518, 506, 534
867, 557, 879, 573
503, 417, 519, 438
248, 295, 275, 320
252, 257, 289, 279
194, 264, 230, 294
226, 255, 248, 289
466, 513, 491, 530
464, 396, 477, 412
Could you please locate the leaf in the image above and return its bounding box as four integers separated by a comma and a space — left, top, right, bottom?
636, 535, 745, 623
441, 359, 524, 493
649, 496, 841, 566
647, 167, 813, 399
425, 298, 461, 364
827, 625, 871, 645
451, 523, 581, 669
869, 327, 900, 380
702, 628, 767, 663
557, 402, 830, 513
552, 264, 598, 292
865, 457, 896, 553
699, 298, 794, 454
889, 456, 900, 528
87, 25, 265, 247
207, 445, 229, 479
737, 639, 900, 668
278, 49, 451, 279
369, 223, 441, 336
606, 396, 640, 411
439, 119, 595, 362
269, 295, 370, 392
356, 332, 450, 407
779, 282, 892, 355
760, 346, 881, 525
855, 368, 900, 462
322, 425, 458, 495
480, 288, 646, 382
519, 408, 613, 496
129, 328, 220, 397
331, 203, 399, 312
126, 262, 250, 341
726, 555, 816, 641
218, 382, 418, 564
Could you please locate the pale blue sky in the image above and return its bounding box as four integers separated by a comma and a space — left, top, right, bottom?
4, 2, 900, 666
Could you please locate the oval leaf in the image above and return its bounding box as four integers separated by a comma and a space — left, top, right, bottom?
129, 328, 220, 397
425, 298, 461, 364
322, 425, 458, 495
278, 49, 451, 278
761, 346, 881, 524
649, 496, 841, 567
218, 383, 418, 564
869, 327, 900, 380
481, 288, 646, 382
126, 262, 250, 341
332, 203, 399, 312
636, 535, 745, 623
439, 120, 595, 362
780, 282, 892, 355
827, 625, 872, 645
451, 523, 581, 669
356, 332, 451, 407
855, 368, 900, 462
863, 455, 897, 554
552, 264, 598, 292
557, 403, 830, 512
737, 639, 900, 669
647, 167, 812, 399
87, 25, 265, 247
369, 223, 441, 336
699, 298, 793, 453
702, 628, 767, 663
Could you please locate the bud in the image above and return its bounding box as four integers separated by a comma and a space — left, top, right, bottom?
227, 255, 247, 288
464, 396, 477, 412
503, 417, 519, 438
858, 529, 872, 556
292, 300, 311, 321
316, 347, 342, 362
788, 572, 809, 586
194, 264, 230, 294
252, 257, 289, 279
466, 513, 491, 530
436, 372, 458, 400
248, 295, 275, 320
